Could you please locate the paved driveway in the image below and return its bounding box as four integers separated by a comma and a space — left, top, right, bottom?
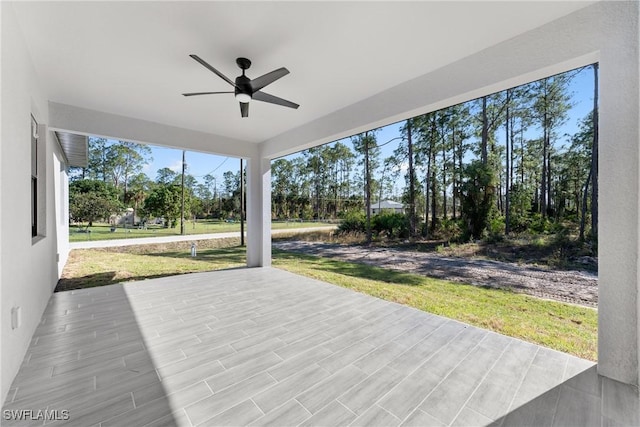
69, 226, 335, 249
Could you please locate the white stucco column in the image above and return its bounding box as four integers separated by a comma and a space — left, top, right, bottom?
245, 155, 271, 267
597, 0, 640, 383
597, 2, 640, 425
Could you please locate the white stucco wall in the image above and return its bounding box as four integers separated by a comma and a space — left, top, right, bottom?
0, 3, 68, 403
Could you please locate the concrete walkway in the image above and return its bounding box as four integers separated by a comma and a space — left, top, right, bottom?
69, 226, 336, 249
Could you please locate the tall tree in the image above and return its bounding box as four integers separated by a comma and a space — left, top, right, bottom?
352, 131, 379, 243
532, 75, 571, 217
69, 180, 121, 228
127, 173, 152, 224
156, 167, 178, 185
86, 137, 111, 182
505, 89, 512, 234
108, 141, 153, 201
401, 119, 418, 237
143, 184, 185, 228
590, 63, 599, 244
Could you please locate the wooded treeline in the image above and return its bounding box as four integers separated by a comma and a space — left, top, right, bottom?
70, 142, 244, 228
69, 66, 598, 245
271, 65, 598, 245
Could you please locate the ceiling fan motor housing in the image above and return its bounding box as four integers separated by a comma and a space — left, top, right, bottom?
235, 74, 252, 98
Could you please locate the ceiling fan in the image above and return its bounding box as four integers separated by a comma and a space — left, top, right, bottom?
183, 55, 299, 118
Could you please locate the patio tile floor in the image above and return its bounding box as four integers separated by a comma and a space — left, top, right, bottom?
3, 267, 599, 426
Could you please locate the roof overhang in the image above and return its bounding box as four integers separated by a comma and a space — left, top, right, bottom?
8, 1, 600, 159
53, 131, 88, 168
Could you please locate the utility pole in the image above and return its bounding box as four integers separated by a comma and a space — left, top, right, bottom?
180, 150, 186, 235
240, 159, 245, 246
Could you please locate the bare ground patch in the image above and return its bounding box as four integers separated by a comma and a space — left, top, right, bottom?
273, 240, 598, 308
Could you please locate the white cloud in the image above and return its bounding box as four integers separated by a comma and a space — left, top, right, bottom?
168, 160, 183, 173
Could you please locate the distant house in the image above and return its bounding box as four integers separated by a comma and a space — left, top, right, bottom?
370, 200, 404, 215
116, 208, 140, 226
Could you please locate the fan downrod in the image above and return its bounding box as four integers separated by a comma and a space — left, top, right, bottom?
236, 57, 251, 71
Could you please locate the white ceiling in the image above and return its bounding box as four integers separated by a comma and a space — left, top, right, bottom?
12, 1, 593, 145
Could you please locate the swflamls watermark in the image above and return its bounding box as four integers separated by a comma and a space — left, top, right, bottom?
3, 409, 70, 421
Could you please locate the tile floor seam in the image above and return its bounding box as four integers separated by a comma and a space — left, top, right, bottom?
385, 319, 455, 363
500, 345, 542, 427
265, 371, 281, 384
183, 406, 197, 427
548, 354, 573, 427
375, 403, 402, 422
179, 408, 193, 427
318, 313, 413, 364
446, 339, 514, 425
333, 364, 401, 414
337, 399, 359, 417
400, 407, 425, 427
560, 352, 571, 381
251, 398, 266, 416
203, 379, 215, 395
362, 324, 468, 415
292, 364, 369, 416
548, 372, 567, 426
394, 330, 491, 424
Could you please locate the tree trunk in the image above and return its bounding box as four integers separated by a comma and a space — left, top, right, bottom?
365, 132, 372, 244
505, 90, 511, 234
591, 63, 599, 244
180, 150, 186, 235
240, 158, 245, 246
541, 110, 548, 217
547, 143, 552, 217
579, 168, 591, 241
481, 96, 488, 165
425, 145, 432, 232
430, 143, 437, 232
452, 124, 456, 220
407, 120, 416, 237
442, 133, 447, 220
520, 128, 525, 187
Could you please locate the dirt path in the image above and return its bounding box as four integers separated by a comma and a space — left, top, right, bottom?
273, 241, 598, 308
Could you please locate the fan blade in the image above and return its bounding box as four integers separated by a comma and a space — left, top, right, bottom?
240, 102, 249, 118
189, 54, 236, 87
252, 91, 299, 109
182, 91, 234, 97
249, 67, 289, 92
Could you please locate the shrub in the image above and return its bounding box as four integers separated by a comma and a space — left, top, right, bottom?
337, 211, 365, 234
529, 213, 553, 234
486, 216, 505, 243
372, 213, 409, 239
460, 161, 497, 240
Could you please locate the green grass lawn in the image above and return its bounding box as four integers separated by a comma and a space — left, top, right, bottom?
69, 220, 335, 242
57, 242, 597, 361
273, 250, 597, 361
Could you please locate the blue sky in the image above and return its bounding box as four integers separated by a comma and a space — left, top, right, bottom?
145, 65, 595, 190
144, 146, 238, 183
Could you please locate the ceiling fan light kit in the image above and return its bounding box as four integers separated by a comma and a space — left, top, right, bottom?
235, 93, 251, 103
183, 55, 299, 118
